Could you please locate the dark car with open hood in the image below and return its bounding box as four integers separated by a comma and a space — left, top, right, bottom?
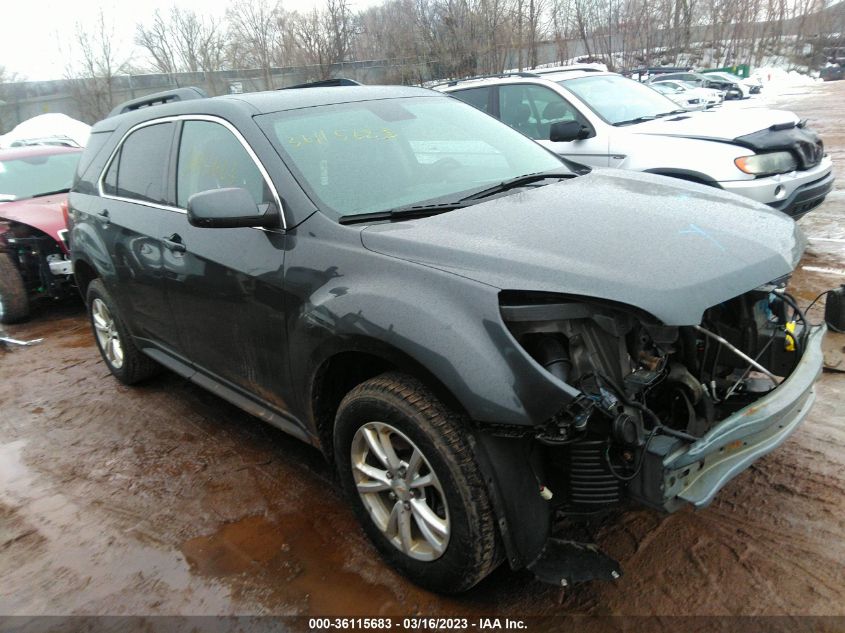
69, 84, 828, 592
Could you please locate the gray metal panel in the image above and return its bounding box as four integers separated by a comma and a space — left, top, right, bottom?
361, 169, 803, 326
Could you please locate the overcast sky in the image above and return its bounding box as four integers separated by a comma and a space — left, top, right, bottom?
1, 0, 380, 81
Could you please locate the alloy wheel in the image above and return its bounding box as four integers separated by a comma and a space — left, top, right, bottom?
350, 421, 450, 561
91, 298, 124, 369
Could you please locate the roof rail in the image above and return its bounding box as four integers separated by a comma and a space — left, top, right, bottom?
107, 87, 208, 118
280, 78, 362, 90
430, 71, 539, 89
625, 66, 693, 75
534, 67, 603, 75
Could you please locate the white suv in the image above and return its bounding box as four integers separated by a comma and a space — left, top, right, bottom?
438, 69, 834, 218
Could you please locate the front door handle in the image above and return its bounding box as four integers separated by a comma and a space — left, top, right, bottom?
162, 234, 186, 253
97, 209, 110, 225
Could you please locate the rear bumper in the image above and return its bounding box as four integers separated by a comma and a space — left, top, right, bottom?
631, 325, 825, 511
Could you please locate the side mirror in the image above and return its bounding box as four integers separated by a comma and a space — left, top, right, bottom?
550, 120, 589, 142
187, 187, 279, 229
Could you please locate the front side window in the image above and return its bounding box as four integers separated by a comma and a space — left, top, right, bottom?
257, 96, 565, 218
176, 120, 273, 209
498, 84, 584, 140
109, 122, 174, 204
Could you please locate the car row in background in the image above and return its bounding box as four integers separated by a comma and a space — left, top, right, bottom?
706, 70, 763, 94
438, 67, 833, 218
649, 79, 724, 109
636, 69, 747, 99
0, 145, 81, 323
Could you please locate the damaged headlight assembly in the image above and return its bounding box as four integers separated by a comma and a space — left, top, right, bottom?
734, 151, 798, 176
499, 285, 821, 517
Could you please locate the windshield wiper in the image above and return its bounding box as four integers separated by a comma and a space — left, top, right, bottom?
459, 170, 573, 202
31, 188, 70, 198
616, 109, 688, 126
338, 169, 574, 225
338, 201, 468, 225
613, 115, 658, 126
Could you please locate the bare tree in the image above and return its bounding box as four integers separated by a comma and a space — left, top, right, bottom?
294, 9, 334, 78
136, 7, 229, 94
478, 0, 511, 72
0, 65, 21, 134
136, 9, 178, 76
124, 0, 839, 94
226, 0, 285, 89
65, 10, 130, 122
327, 0, 356, 65
550, 0, 574, 64
526, 0, 548, 67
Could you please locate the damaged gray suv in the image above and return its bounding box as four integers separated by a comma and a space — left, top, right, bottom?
69, 84, 825, 592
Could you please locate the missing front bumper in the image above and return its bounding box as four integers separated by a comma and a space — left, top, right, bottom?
630, 325, 825, 512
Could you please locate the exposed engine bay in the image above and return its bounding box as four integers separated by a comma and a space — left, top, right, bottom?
0, 220, 74, 299
501, 282, 812, 514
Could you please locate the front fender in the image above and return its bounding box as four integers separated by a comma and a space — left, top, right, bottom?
284, 229, 576, 429
615, 133, 751, 182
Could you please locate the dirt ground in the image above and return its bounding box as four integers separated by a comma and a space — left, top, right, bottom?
1, 81, 844, 622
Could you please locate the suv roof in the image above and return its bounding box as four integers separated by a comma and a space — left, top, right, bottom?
92, 85, 436, 133
437, 70, 615, 91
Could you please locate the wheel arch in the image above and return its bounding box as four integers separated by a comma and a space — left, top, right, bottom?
643, 167, 719, 186
309, 338, 470, 461
72, 257, 99, 303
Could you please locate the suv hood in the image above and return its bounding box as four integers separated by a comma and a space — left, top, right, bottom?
631, 108, 799, 141
360, 170, 803, 325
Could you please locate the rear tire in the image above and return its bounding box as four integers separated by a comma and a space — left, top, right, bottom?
0, 252, 30, 324
86, 279, 159, 384
334, 372, 501, 593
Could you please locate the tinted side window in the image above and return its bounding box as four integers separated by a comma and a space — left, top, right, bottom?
113, 122, 174, 203
75, 131, 109, 188
499, 84, 584, 141
103, 149, 119, 195
450, 87, 492, 114
176, 120, 272, 209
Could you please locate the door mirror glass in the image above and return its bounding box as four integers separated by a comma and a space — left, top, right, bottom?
187, 187, 278, 229
550, 120, 587, 142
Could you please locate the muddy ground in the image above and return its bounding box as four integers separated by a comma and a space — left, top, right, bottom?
1, 81, 844, 623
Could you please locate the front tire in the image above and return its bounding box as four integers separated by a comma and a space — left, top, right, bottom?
86, 279, 159, 384
334, 372, 501, 593
0, 252, 30, 324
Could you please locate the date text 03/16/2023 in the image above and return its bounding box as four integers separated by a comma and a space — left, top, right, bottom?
308, 618, 528, 630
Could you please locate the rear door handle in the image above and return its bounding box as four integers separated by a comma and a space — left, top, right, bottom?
162, 234, 186, 253
97, 209, 110, 225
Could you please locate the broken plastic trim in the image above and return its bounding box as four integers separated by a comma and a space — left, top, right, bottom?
527, 539, 621, 587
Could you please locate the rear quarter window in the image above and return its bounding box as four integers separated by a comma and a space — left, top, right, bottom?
74, 132, 110, 189
450, 87, 492, 114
